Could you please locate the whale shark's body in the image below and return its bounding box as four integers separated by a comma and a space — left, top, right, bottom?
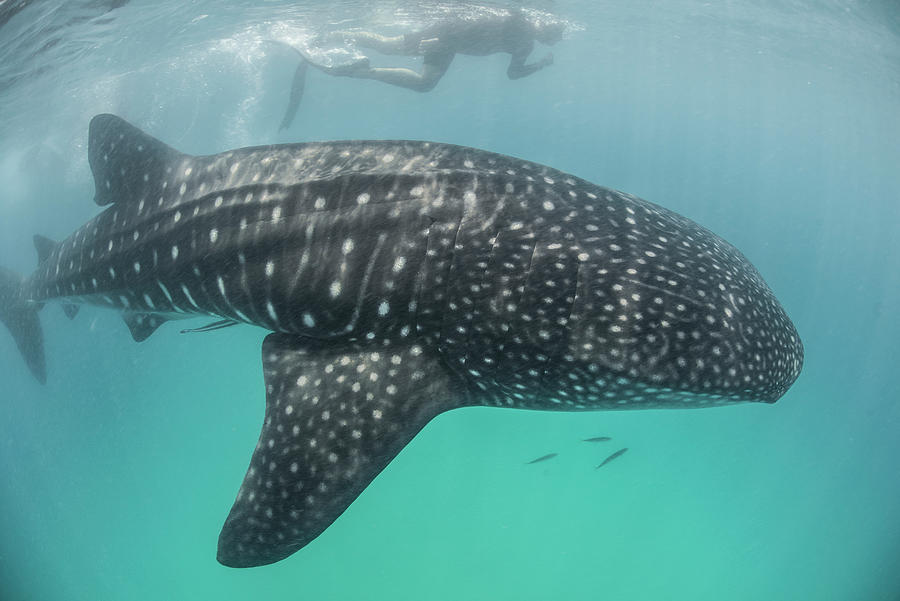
0, 115, 803, 567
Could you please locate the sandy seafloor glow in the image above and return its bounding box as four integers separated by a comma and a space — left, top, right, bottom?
1, 1, 899, 599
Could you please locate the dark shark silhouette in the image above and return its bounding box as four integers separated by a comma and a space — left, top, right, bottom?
0, 115, 803, 567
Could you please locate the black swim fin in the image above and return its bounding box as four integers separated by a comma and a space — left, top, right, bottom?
278, 58, 308, 131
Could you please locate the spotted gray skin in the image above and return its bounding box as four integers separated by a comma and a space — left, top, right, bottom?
0, 114, 803, 567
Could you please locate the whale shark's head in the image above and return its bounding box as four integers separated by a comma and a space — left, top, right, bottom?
556, 190, 803, 408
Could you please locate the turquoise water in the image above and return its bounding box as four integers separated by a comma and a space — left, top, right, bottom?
1, 1, 899, 599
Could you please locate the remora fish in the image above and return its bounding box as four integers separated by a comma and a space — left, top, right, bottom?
0, 115, 803, 567
596, 447, 629, 469
526, 453, 558, 464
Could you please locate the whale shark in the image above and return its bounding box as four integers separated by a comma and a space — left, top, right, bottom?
0, 114, 803, 567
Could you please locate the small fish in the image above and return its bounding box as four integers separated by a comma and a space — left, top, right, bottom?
596, 448, 628, 469
526, 453, 558, 464
583, 436, 611, 442
180, 319, 239, 334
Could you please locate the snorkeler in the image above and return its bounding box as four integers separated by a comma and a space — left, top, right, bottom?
278, 9, 566, 129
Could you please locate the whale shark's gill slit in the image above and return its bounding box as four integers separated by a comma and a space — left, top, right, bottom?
345, 232, 388, 334
567, 260, 584, 328
461, 227, 515, 376
157, 280, 178, 310
517, 235, 540, 311
435, 212, 467, 344
219, 279, 255, 325
526, 243, 579, 387
195, 268, 228, 318
232, 236, 265, 329
180, 283, 200, 310
265, 300, 281, 328
241, 270, 266, 328
408, 220, 433, 337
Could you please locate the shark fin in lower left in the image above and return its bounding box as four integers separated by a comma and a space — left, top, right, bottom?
216, 333, 463, 568
0, 267, 46, 384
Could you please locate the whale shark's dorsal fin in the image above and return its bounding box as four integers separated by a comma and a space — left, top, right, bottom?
32, 235, 78, 319
216, 333, 463, 567
33, 234, 57, 264
88, 114, 186, 207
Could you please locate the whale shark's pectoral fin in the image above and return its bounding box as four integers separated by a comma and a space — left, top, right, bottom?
122, 312, 170, 342
217, 333, 461, 568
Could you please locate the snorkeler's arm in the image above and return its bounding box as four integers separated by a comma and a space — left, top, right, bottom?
506, 43, 553, 79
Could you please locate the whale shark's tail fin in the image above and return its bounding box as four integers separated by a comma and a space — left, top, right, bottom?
0, 267, 46, 384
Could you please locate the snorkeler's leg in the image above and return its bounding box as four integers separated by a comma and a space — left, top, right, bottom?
320, 31, 412, 55
278, 59, 309, 131
350, 52, 452, 92
416, 51, 453, 90
347, 67, 427, 89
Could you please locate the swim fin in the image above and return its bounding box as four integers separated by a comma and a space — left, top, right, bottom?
278, 58, 308, 131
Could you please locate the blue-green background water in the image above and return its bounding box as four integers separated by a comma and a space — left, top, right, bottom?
1, 1, 899, 599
